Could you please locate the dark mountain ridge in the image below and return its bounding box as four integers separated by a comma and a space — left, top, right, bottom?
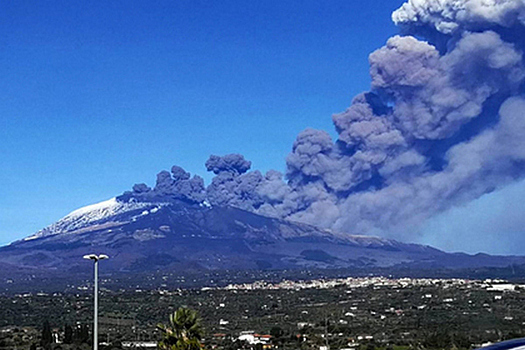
1, 195, 524, 284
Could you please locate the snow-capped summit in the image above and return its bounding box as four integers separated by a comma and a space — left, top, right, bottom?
25, 197, 164, 241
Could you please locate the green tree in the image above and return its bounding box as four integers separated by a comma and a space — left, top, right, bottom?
64, 325, 73, 344
157, 307, 204, 350
270, 326, 283, 339
41, 320, 53, 350
74, 324, 90, 345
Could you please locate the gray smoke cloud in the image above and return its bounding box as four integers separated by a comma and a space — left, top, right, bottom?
205, 154, 252, 175
393, 0, 525, 34
206, 154, 265, 210
121, 166, 206, 204
125, 0, 525, 243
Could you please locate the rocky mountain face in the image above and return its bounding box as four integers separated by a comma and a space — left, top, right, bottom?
1, 195, 525, 278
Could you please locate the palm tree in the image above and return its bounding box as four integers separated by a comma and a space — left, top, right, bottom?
157, 307, 205, 350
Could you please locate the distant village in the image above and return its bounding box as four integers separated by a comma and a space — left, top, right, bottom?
2, 276, 525, 350
219, 276, 524, 291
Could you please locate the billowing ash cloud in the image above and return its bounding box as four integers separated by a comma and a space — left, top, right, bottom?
120, 166, 206, 204
205, 154, 265, 210
393, 0, 525, 34
124, 0, 525, 241
205, 154, 252, 175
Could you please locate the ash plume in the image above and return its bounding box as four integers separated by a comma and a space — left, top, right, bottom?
205, 154, 265, 210
120, 166, 206, 204
392, 0, 525, 35
125, 0, 525, 241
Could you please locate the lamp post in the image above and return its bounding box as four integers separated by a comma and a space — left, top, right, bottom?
83, 254, 109, 350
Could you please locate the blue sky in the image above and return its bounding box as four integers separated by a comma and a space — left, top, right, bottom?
2, 0, 524, 255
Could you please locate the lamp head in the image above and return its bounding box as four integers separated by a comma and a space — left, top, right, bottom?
83, 254, 110, 261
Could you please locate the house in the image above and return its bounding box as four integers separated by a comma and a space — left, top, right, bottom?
122, 341, 158, 349
212, 333, 228, 340
237, 331, 273, 345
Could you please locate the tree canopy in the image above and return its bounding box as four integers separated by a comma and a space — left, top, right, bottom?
158, 307, 204, 350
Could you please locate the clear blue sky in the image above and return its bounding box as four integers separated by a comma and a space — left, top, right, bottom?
0, 0, 403, 245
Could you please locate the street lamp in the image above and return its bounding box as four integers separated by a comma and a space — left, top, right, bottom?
83, 254, 109, 350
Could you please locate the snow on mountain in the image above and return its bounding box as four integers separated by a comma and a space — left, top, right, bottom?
22, 195, 411, 251
25, 198, 164, 241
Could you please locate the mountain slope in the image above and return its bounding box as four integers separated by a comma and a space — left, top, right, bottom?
2, 196, 525, 278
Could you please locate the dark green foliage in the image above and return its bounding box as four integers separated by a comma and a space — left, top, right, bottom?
64, 325, 73, 344
422, 329, 472, 349
365, 342, 376, 350
3, 279, 525, 350
270, 326, 283, 339
157, 307, 204, 350
40, 320, 53, 350
74, 324, 90, 345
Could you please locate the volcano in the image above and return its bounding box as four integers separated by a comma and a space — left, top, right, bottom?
1, 193, 524, 281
